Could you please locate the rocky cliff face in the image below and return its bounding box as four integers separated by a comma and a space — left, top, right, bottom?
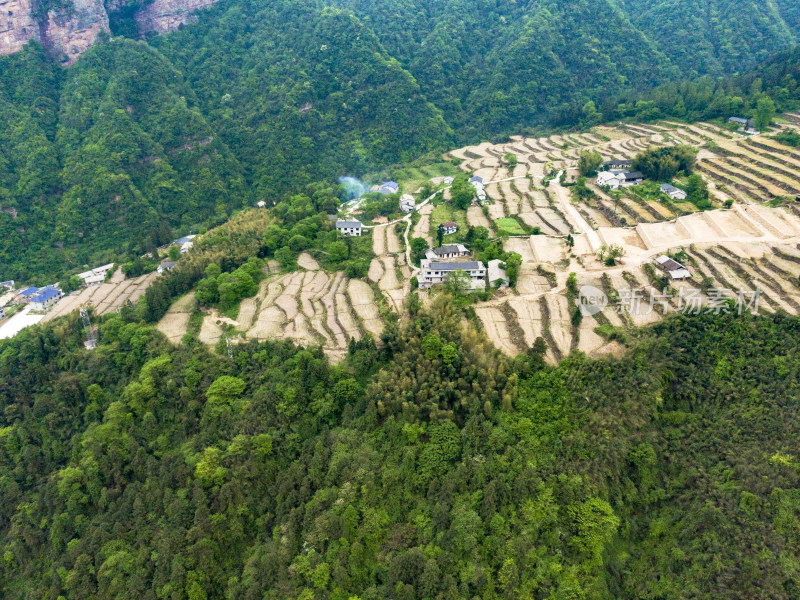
135, 0, 219, 35
0, 0, 220, 64
0, 0, 40, 56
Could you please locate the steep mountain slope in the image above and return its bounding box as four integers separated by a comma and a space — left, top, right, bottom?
329, 0, 675, 136
0, 7, 452, 282
2, 0, 800, 282
617, 0, 799, 76
1, 294, 799, 599
0, 41, 247, 281
152, 3, 453, 201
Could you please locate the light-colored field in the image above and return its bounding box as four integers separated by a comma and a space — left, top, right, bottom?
372, 226, 386, 256
413, 204, 434, 245
197, 259, 387, 363
156, 292, 196, 344
42, 271, 157, 323
385, 225, 402, 254
466, 205, 493, 229
297, 252, 320, 270
449, 116, 800, 362
474, 306, 521, 357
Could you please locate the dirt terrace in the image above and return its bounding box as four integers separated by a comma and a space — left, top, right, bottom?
445, 119, 800, 361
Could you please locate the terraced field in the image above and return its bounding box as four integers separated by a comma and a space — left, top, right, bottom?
42, 269, 159, 323
368, 223, 411, 313
446, 118, 800, 361
156, 292, 196, 344
183, 259, 388, 363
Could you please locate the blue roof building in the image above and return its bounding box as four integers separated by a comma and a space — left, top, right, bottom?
30, 288, 62, 311
378, 181, 399, 194
17, 286, 40, 298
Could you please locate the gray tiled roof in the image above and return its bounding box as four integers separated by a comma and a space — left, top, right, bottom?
429, 262, 483, 271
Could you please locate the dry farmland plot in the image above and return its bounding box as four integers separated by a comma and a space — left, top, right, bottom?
467, 205, 493, 229
156, 292, 196, 344
348, 279, 384, 337
297, 252, 320, 270
378, 255, 406, 313
42, 272, 155, 322
474, 306, 523, 357
413, 204, 434, 245
233, 264, 384, 363
372, 226, 386, 256
385, 225, 403, 254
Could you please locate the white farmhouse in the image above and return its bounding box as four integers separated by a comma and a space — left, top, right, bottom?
336, 220, 363, 236
597, 171, 623, 190
400, 194, 415, 212
655, 255, 692, 280
440, 221, 458, 236
424, 244, 470, 260
660, 184, 687, 201
418, 260, 486, 290
488, 259, 510, 287
597, 170, 644, 189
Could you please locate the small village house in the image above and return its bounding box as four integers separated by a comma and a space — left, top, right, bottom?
660, 184, 687, 201
597, 170, 644, 189
158, 260, 177, 274
655, 255, 692, 280
378, 181, 399, 195
729, 117, 756, 131
400, 194, 415, 212
418, 260, 487, 290
336, 220, 363, 236
488, 259, 510, 287
470, 176, 487, 202
424, 244, 470, 260
440, 222, 458, 236
83, 274, 105, 286
602, 159, 632, 171
30, 288, 63, 312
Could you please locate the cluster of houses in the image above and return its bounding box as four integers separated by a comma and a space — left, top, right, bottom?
77, 263, 114, 287
418, 244, 509, 290
599, 159, 690, 200
469, 176, 487, 203
173, 235, 196, 254
597, 164, 644, 190
15, 285, 64, 312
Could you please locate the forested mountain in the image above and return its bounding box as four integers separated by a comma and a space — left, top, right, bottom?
1, 294, 799, 599
617, 0, 798, 77
2, 0, 800, 281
